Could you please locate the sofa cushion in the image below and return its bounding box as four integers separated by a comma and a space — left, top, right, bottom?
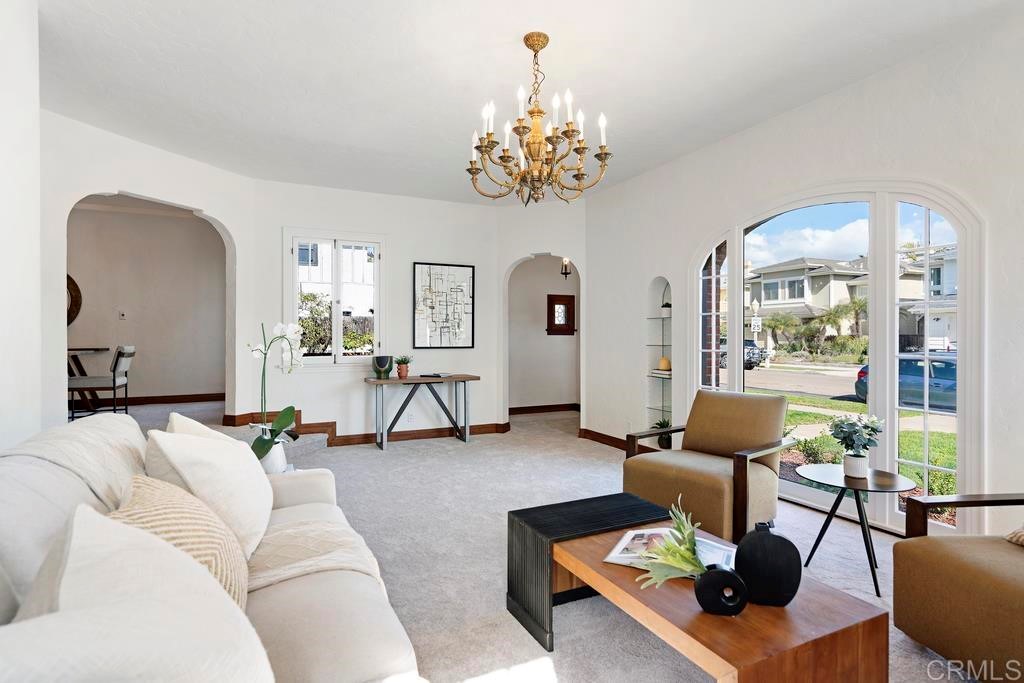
269, 501, 350, 528
0, 414, 146, 623
267, 468, 338, 509
623, 449, 778, 540
3, 506, 272, 682
247, 570, 417, 683
145, 430, 272, 558
109, 475, 248, 608
166, 411, 239, 442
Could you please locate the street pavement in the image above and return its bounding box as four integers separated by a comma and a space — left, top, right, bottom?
745, 364, 859, 399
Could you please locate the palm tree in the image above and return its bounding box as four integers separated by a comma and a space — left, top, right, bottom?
764, 312, 800, 345
816, 305, 851, 340
846, 296, 868, 337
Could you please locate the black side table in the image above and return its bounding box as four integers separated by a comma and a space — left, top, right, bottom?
797, 463, 915, 597
507, 492, 668, 651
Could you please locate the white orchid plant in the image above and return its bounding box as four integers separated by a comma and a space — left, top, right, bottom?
247, 323, 304, 459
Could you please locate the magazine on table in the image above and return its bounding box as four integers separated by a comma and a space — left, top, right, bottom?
603, 528, 735, 572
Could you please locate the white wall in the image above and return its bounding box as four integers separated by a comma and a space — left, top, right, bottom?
0, 0, 41, 447
508, 256, 580, 408
583, 10, 1024, 532
40, 113, 586, 437
67, 200, 226, 397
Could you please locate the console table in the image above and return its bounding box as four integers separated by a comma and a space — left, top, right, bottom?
363, 374, 479, 450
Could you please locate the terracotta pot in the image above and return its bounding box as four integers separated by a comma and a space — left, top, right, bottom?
397, 364, 409, 379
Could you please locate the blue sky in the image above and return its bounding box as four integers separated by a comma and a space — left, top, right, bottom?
744, 201, 954, 268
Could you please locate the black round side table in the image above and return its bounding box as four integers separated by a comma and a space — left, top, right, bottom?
796, 463, 915, 597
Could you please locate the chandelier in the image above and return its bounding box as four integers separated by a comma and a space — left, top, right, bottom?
467, 31, 612, 206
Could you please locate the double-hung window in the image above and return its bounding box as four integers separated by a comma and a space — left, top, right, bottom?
786, 278, 805, 300
291, 235, 381, 363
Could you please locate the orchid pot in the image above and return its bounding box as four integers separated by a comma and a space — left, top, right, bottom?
247, 323, 304, 473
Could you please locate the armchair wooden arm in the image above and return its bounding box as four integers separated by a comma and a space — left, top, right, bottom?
731, 437, 796, 543
625, 425, 686, 458
905, 493, 1024, 538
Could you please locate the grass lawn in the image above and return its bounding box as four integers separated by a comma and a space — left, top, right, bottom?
898, 430, 957, 469
785, 409, 830, 427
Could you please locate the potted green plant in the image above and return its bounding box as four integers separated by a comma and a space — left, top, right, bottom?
395, 355, 413, 380
653, 418, 673, 449
828, 414, 884, 478
247, 323, 303, 474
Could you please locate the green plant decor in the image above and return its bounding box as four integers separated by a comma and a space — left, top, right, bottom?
394, 355, 413, 365
248, 323, 303, 459
637, 496, 707, 588
652, 418, 671, 430
828, 414, 884, 458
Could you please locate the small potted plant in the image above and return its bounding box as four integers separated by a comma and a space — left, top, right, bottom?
653, 418, 673, 449
395, 355, 413, 379
660, 302, 672, 318
829, 414, 884, 478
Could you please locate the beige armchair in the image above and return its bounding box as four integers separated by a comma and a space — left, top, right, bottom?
894, 493, 1024, 679
624, 390, 793, 543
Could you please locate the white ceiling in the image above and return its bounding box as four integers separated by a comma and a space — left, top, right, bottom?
39, 0, 1010, 204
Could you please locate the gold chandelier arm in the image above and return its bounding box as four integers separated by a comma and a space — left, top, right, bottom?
478, 153, 516, 189
471, 174, 515, 199
578, 162, 609, 190
550, 174, 583, 203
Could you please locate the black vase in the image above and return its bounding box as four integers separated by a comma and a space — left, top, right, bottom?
372, 355, 393, 379
694, 564, 748, 616
657, 434, 672, 449
734, 522, 802, 606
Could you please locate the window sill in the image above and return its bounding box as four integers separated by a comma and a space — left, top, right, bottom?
293, 359, 372, 374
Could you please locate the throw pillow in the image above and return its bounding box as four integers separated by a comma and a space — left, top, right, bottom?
109, 475, 248, 608
145, 430, 272, 558
1006, 524, 1024, 547
6, 506, 272, 682
166, 411, 238, 443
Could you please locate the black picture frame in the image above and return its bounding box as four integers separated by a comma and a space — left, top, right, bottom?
413, 261, 475, 349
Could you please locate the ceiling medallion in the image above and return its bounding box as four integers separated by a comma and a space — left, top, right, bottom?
467, 32, 612, 206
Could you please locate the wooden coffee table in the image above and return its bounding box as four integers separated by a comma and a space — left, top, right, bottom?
552, 521, 888, 682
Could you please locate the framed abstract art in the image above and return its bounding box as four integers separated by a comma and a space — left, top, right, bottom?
413, 262, 475, 348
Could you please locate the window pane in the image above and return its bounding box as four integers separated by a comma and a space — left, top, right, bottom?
340, 244, 375, 356
295, 239, 333, 356
787, 279, 804, 299
897, 304, 926, 352
897, 414, 925, 464
926, 413, 957, 468
554, 304, 567, 325
897, 357, 926, 409
897, 463, 925, 514
898, 202, 925, 250
927, 469, 957, 526
929, 210, 957, 247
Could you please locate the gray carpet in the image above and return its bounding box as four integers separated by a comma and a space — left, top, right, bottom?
277, 411, 945, 682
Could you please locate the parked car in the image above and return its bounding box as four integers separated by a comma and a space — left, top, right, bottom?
854, 354, 957, 412
719, 340, 763, 370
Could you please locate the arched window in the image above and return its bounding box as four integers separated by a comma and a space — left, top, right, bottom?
694, 191, 976, 533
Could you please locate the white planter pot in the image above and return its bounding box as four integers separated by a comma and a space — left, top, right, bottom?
260, 443, 288, 475
843, 453, 868, 478
661, 307, 672, 318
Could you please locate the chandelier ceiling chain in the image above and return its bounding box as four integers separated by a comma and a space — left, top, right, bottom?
467, 32, 612, 206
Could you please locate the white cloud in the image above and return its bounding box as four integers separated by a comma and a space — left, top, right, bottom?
746, 218, 869, 267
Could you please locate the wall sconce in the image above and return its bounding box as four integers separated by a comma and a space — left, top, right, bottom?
560, 257, 572, 279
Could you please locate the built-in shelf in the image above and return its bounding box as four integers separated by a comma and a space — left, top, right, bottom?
647, 405, 672, 413
647, 374, 672, 380
646, 316, 672, 320
646, 343, 672, 347
646, 278, 673, 429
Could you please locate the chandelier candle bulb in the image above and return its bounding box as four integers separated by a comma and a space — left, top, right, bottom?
552, 92, 561, 126
503, 120, 511, 150
564, 89, 573, 122
517, 85, 525, 118
472, 130, 478, 161
598, 113, 607, 146
577, 109, 584, 138
488, 101, 495, 134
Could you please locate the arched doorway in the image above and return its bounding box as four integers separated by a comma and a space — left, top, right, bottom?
504, 254, 581, 429
65, 193, 232, 430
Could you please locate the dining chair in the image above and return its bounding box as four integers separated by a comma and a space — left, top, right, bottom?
68, 345, 135, 420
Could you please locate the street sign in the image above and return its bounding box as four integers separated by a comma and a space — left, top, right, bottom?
750, 316, 762, 333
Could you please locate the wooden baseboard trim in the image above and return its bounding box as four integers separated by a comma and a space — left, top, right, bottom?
509, 403, 580, 415
222, 409, 510, 447
69, 392, 225, 409
578, 428, 657, 454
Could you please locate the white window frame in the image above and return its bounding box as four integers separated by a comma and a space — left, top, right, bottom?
282, 227, 386, 368
687, 182, 984, 536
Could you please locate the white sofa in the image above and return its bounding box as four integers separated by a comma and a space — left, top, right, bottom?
0, 414, 418, 682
